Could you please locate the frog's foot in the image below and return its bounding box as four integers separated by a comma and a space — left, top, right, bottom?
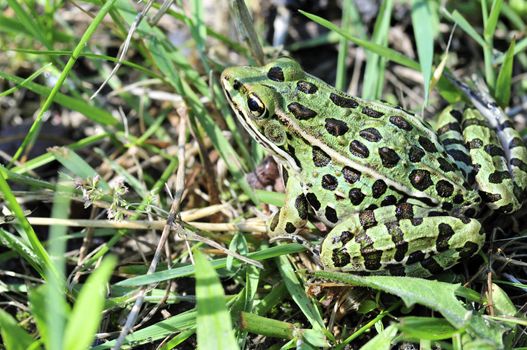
319, 205, 485, 277
268, 175, 309, 238
436, 84, 527, 214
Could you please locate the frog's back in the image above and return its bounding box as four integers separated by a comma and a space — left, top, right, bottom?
263, 61, 476, 214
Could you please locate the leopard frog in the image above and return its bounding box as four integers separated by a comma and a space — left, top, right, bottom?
221, 57, 527, 277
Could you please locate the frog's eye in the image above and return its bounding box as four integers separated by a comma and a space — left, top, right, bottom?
247, 93, 266, 118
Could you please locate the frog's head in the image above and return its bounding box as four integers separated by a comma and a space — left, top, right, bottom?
221, 58, 305, 171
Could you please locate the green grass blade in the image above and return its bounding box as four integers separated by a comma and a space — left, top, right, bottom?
194, 250, 239, 350
276, 255, 326, 333
6, 0, 50, 49
411, 0, 435, 105
116, 244, 305, 287
11, 133, 110, 175
10, 0, 119, 163
495, 38, 516, 107
91, 310, 197, 349
46, 175, 73, 350
362, 0, 393, 99
0, 228, 42, 272
0, 165, 54, 279
300, 10, 420, 71
49, 148, 110, 191
335, 0, 354, 91
0, 309, 34, 350
0, 63, 51, 97
444, 10, 486, 48
63, 256, 117, 350
0, 70, 118, 126
484, 0, 504, 40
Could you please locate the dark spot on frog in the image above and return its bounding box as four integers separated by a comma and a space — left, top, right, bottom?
349, 188, 365, 205
406, 250, 425, 264
409, 169, 433, 191
362, 106, 384, 118
342, 166, 361, 184
325, 118, 349, 136
488, 170, 511, 184
418, 136, 438, 153
435, 180, 454, 197
436, 223, 455, 252
389, 115, 413, 131
371, 179, 387, 198
452, 194, 464, 204
408, 146, 425, 163
354, 231, 383, 270
449, 109, 463, 122
267, 66, 284, 82
395, 203, 414, 220
312, 146, 331, 167
329, 93, 359, 108
359, 128, 382, 142
385, 222, 408, 262
511, 158, 527, 172
349, 140, 370, 158
332, 248, 351, 267
484, 144, 506, 157
467, 138, 483, 149
358, 210, 377, 229
295, 195, 308, 220
457, 241, 480, 259
337, 230, 353, 245
285, 222, 296, 233
269, 212, 280, 231
437, 157, 456, 172
321, 174, 338, 191
380, 195, 397, 206
378, 147, 400, 168
437, 122, 462, 135
509, 137, 525, 149
325, 206, 338, 223
296, 80, 318, 94
288, 102, 317, 120
306, 192, 321, 211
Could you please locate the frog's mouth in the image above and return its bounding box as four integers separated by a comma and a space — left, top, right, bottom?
221, 73, 302, 173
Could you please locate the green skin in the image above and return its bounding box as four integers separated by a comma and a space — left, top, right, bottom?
221, 57, 527, 277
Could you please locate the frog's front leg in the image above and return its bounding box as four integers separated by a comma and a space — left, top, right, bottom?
319, 204, 485, 277
268, 174, 309, 238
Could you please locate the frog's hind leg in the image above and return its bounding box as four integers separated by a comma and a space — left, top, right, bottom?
268, 175, 309, 238
449, 79, 527, 211
319, 204, 485, 277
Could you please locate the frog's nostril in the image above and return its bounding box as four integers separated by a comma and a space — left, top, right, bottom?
233, 79, 242, 90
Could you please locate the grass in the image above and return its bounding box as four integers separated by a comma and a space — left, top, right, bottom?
0, 0, 526, 349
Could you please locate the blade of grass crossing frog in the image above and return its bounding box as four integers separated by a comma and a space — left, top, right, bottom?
411, 0, 436, 105
495, 38, 515, 107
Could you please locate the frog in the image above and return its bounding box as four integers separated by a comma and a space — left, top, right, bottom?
220, 57, 527, 277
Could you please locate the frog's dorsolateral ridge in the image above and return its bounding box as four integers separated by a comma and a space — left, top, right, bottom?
221, 57, 527, 277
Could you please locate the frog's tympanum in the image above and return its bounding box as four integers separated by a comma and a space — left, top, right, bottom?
221, 57, 527, 277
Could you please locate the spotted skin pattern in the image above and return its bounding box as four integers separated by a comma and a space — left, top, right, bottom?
221, 58, 527, 277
